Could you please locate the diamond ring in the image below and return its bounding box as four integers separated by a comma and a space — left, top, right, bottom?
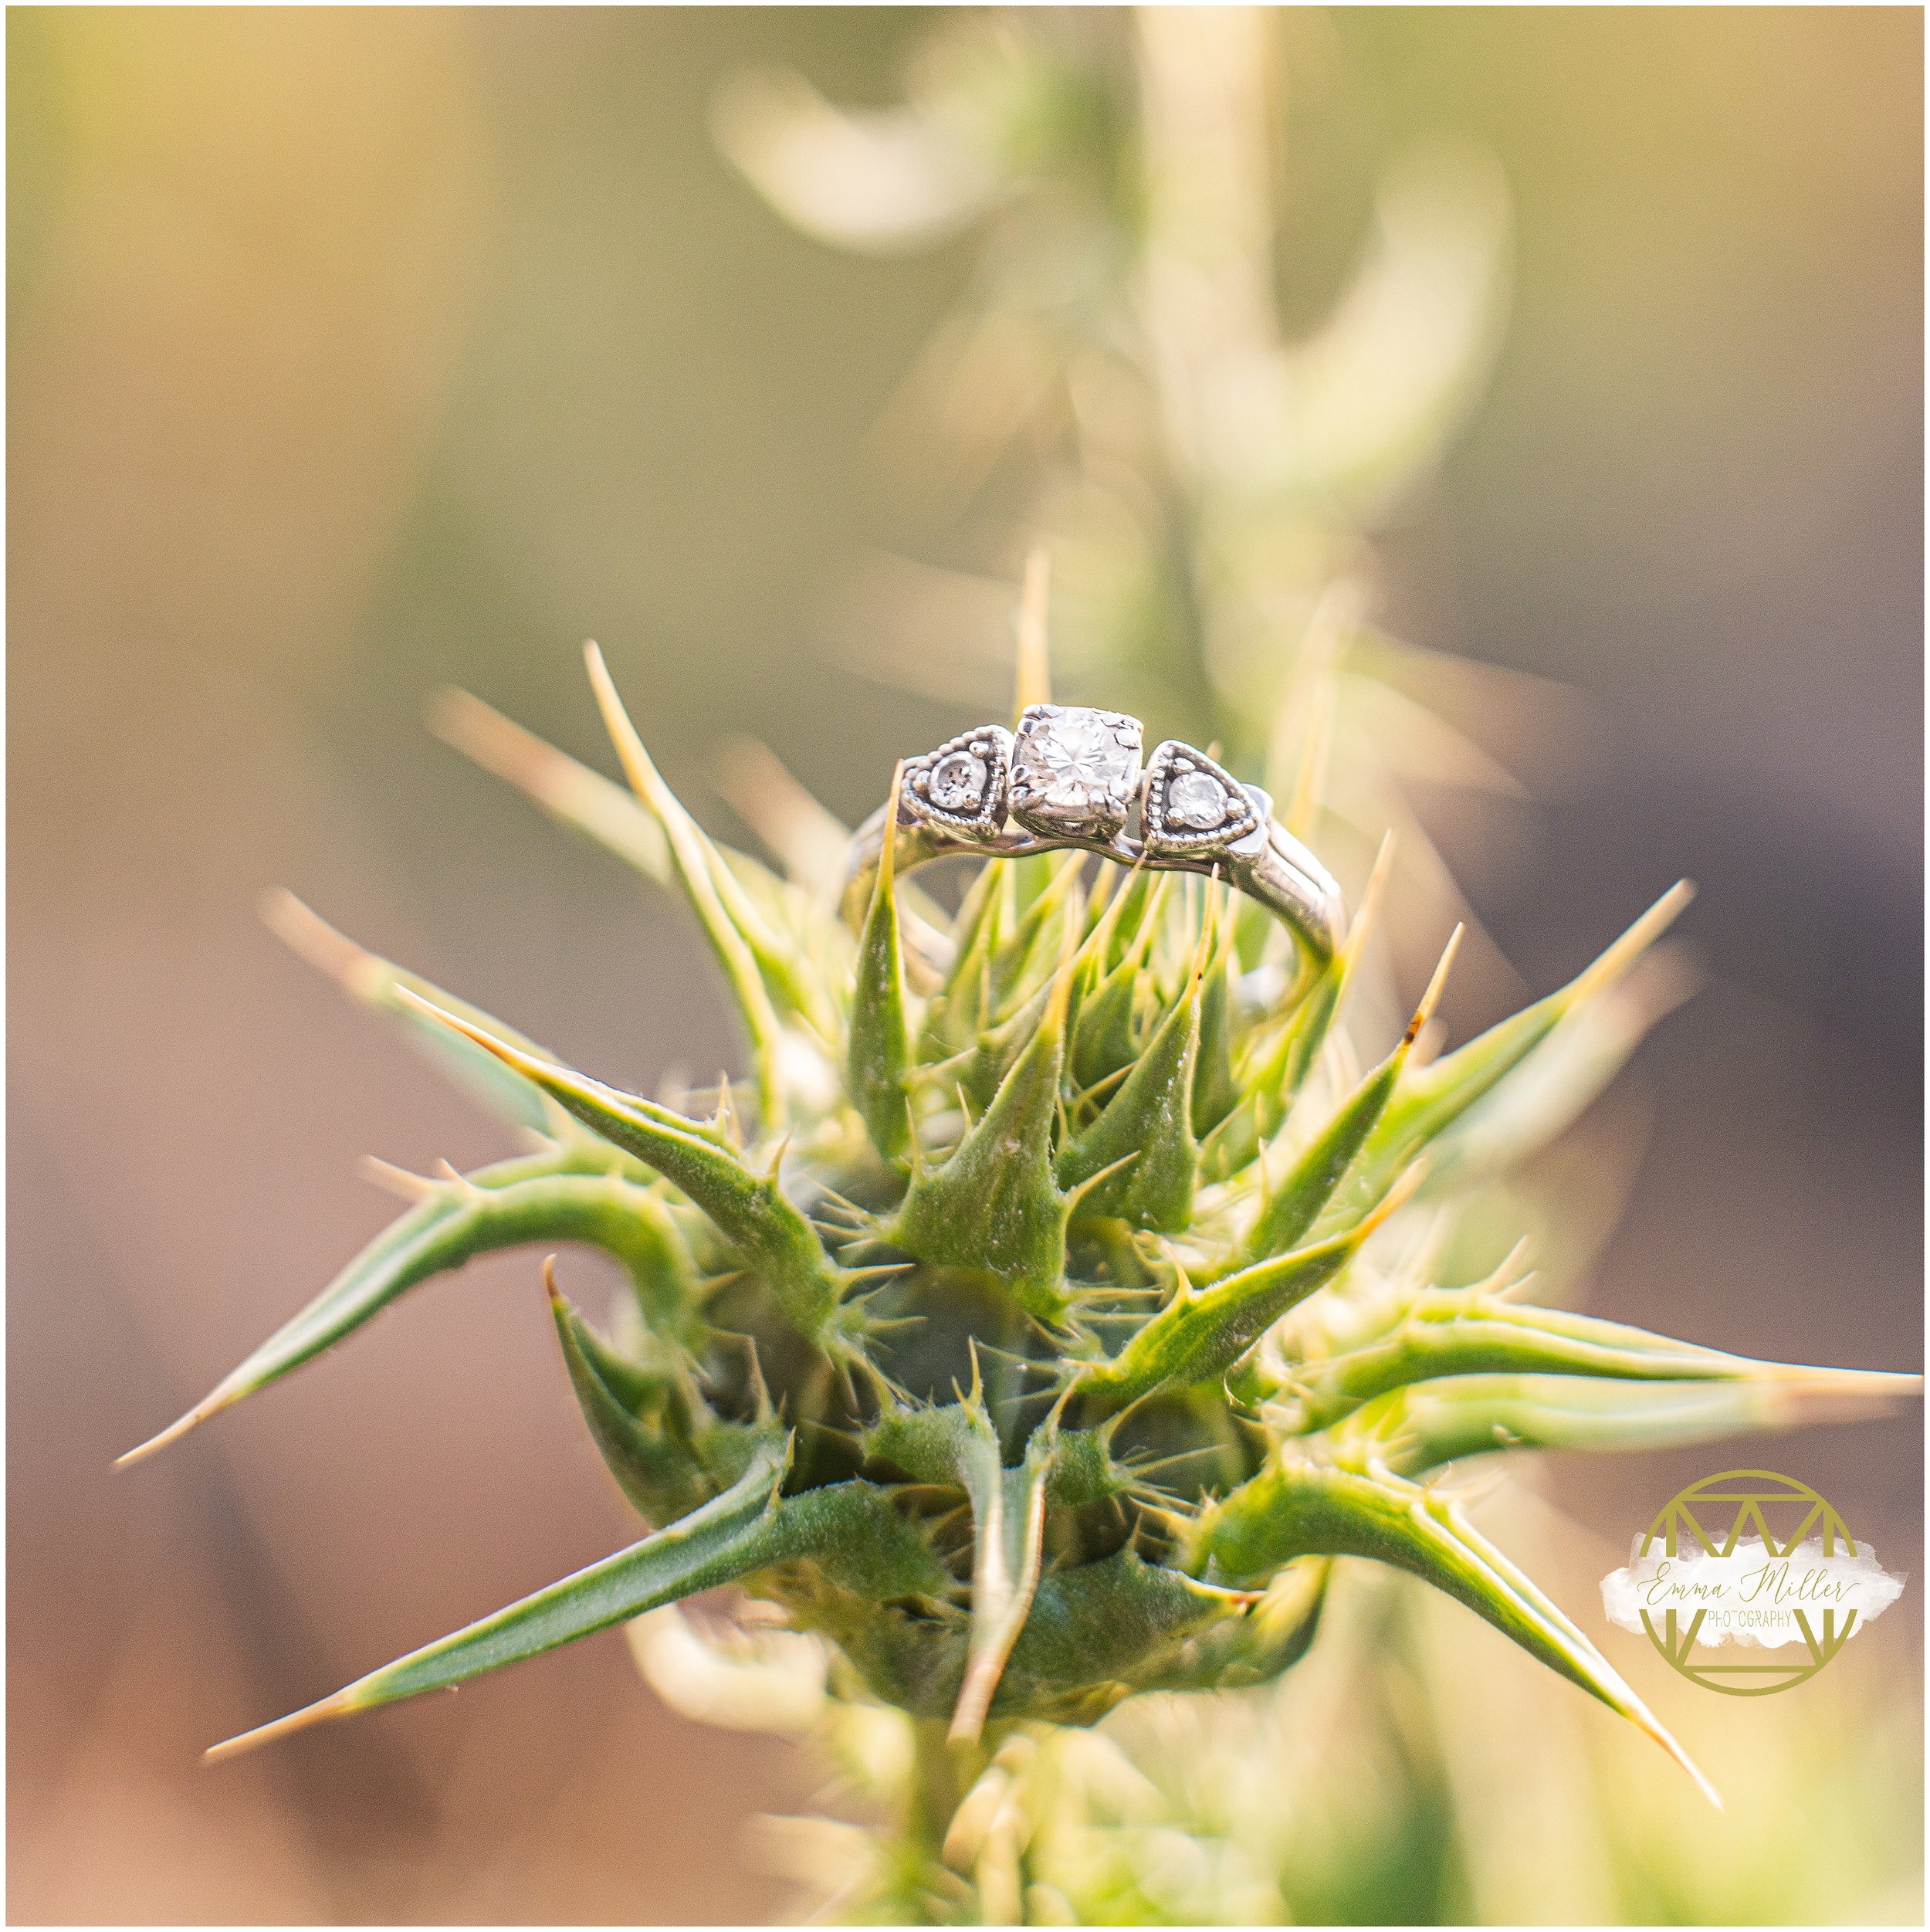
843, 703, 1346, 978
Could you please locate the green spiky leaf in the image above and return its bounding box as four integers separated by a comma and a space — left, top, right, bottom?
1190, 941, 1242, 1140
1186, 1454, 1720, 1805
120, 1149, 689, 1465
1078, 1174, 1417, 1408
848, 784, 913, 1162
1356, 1368, 1922, 1475
207, 1433, 797, 1759
1239, 929, 1455, 1263
548, 1272, 734, 1523
399, 995, 852, 1350
1058, 964, 1200, 1231
890, 955, 1075, 1320
1315, 883, 1691, 1235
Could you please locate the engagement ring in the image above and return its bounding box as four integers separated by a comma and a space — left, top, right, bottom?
843, 703, 1346, 977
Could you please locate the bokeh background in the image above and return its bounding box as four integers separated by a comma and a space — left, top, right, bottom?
8, 6, 1921, 1923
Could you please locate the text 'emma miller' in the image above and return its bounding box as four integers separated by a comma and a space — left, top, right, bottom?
1601, 1537, 1907, 1648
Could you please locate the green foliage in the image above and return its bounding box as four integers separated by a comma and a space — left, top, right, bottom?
119, 20, 1918, 1919
126, 648, 1911, 1883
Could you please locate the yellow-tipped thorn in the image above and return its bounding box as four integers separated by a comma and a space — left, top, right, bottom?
584, 641, 667, 811
874, 761, 904, 897
360, 1154, 440, 1202
1042, 1379, 1078, 1437
1638, 1703, 1724, 1812
1568, 880, 1696, 1007
393, 989, 569, 1106
1387, 1206, 1453, 1299
205, 1687, 362, 1764
1064, 1149, 1142, 1215
1161, 1241, 1197, 1301
580, 642, 791, 1117
1263, 579, 1359, 810
430, 1158, 485, 1201
1037, 903, 1082, 1036
1784, 1366, 1922, 1394
1188, 870, 1224, 985
428, 687, 568, 810
1757, 1366, 1925, 1414
396, 985, 493, 1049
1357, 1159, 1429, 1242
1285, 675, 1336, 842
949, 1667, 997, 1747
1405, 924, 1464, 1046
940, 1763, 1012, 1869
1085, 857, 1117, 923
1071, 850, 1149, 979
1012, 546, 1052, 725
114, 1394, 232, 1469
1122, 873, 1173, 976
428, 685, 671, 883
1339, 832, 1397, 974
1481, 1236, 1539, 1302
260, 889, 381, 998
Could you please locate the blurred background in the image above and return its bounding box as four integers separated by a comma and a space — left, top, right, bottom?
8, 7, 1920, 1924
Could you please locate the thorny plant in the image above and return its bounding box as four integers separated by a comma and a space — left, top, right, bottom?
117, 14, 1920, 1925
121, 627, 1913, 1923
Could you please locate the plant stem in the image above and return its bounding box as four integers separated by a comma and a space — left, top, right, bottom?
907, 1717, 981, 1857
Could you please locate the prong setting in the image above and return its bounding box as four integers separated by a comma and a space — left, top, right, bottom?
1008, 704, 1143, 841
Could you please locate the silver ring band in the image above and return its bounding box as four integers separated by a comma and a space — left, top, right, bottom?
841, 705, 1346, 981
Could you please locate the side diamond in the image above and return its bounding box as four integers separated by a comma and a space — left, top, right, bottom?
902, 727, 1013, 838
1142, 741, 1261, 856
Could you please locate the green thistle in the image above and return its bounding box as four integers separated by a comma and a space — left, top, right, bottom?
124, 639, 1911, 1917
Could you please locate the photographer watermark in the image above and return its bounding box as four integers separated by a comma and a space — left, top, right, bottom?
1601, 1469, 1908, 1696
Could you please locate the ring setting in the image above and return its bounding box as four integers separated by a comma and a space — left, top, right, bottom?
1140, 739, 1262, 858
903, 725, 1014, 839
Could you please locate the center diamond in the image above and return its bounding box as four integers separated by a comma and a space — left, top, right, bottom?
1011, 707, 1142, 831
